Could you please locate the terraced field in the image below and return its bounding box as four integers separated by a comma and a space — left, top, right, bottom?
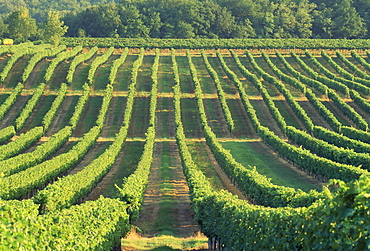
1, 44, 369, 250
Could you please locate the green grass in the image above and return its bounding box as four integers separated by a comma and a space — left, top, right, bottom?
5, 56, 30, 88
128, 97, 150, 138
70, 56, 97, 91
176, 56, 195, 94
0, 93, 10, 106
153, 141, 176, 235
24, 95, 56, 130
191, 56, 217, 94
103, 141, 146, 198
74, 96, 103, 135
121, 235, 208, 251
221, 141, 323, 192
92, 55, 119, 91
180, 98, 203, 138
158, 55, 175, 93
207, 55, 239, 95
273, 100, 305, 130
115, 54, 137, 92
59, 95, 80, 130
156, 97, 174, 139
203, 98, 227, 138
106, 96, 127, 137
137, 55, 155, 92
187, 141, 225, 190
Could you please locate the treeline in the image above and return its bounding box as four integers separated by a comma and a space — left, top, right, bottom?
1, 0, 370, 40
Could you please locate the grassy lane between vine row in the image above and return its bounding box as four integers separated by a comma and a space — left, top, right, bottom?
115, 54, 137, 92
122, 141, 208, 251
93, 53, 119, 91
4, 55, 30, 88
70, 54, 97, 90
158, 55, 175, 93
0, 95, 28, 130
221, 141, 325, 193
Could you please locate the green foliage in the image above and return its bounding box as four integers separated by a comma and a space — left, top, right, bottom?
4, 8, 37, 43
39, 11, 68, 46
66, 46, 98, 84
15, 83, 45, 131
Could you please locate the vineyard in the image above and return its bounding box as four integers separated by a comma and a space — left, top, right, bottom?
0, 42, 369, 250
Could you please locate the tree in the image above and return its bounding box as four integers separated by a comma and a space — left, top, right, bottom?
40, 11, 68, 46
0, 17, 7, 38
332, 0, 367, 38
5, 7, 37, 42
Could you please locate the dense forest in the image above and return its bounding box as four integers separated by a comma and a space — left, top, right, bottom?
0, 0, 370, 40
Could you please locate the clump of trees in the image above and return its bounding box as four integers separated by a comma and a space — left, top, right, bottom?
0, 0, 370, 40
0, 8, 67, 44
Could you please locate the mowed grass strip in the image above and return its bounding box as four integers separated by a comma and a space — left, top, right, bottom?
21, 95, 56, 131
158, 55, 175, 93
128, 96, 150, 138
115, 54, 137, 92
180, 98, 203, 139
92, 54, 119, 91
206, 54, 239, 95
72, 96, 103, 136
226, 98, 259, 139
137, 54, 155, 93
176, 55, 195, 94
191, 56, 217, 94
69, 55, 97, 91
187, 141, 225, 191
5, 55, 30, 88
156, 97, 175, 139
221, 141, 324, 192
103, 140, 146, 199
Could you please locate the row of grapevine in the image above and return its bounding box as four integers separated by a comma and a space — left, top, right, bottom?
281, 52, 370, 141
244, 50, 313, 132
321, 50, 370, 87
274, 51, 353, 132
1, 197, 130, 250
66, 46, 98, 84
228, 51, 369, 182
239, 51, 370, 173
302, 51, 369, 94
286, 125, 370, 169
0, 126, 43, 161
34, 84, 116, 212
69, 83, 90, 129
108, 47, 128, 85
87, 47, 114, 85
0, 44, 52, 82
15, 83, 45, 131
282, 52, 368, 131
187, 50, 320, 207
0, 82, 23, 121
44, 46, 83, 83
117, 48, 157, 221
0, 126, 15, 144
61, 36, 370, 49
0, 126, 72, 177
42, 83, 67, 131
351, 50, 370, 72
22, 45, 67, 83
336, 51, 370, 80
172, 49, 370, 250
201, 49, 235, 132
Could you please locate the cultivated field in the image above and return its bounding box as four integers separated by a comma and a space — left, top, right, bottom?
1, 44, 369, 250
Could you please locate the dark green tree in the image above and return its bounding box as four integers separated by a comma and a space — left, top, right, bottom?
0, 17, 7, 38
4, 7, 37, 42
40, 11, 68, 45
